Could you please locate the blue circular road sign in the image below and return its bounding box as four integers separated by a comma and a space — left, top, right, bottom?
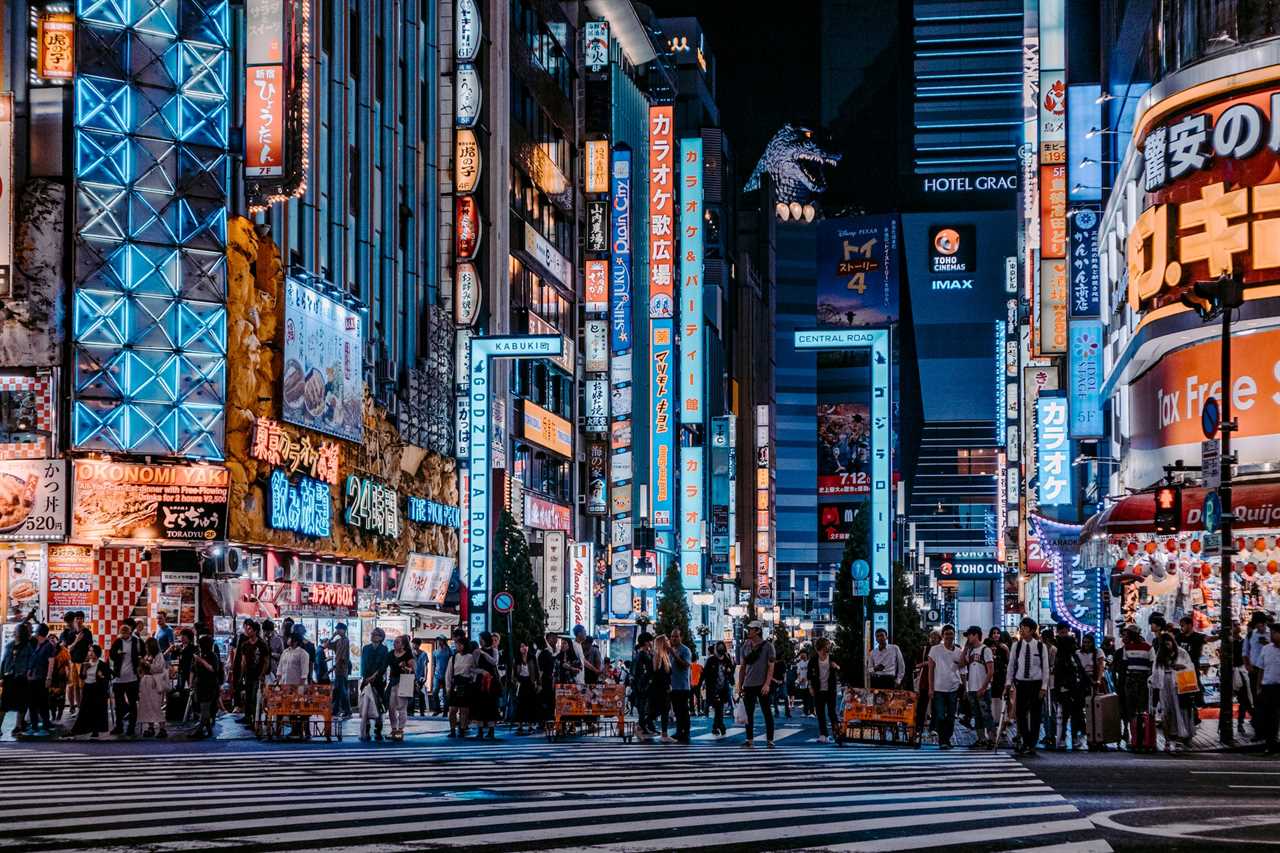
851, 559, 870, 580
493, 591, 515, 614
1202, 397, 1221, 440
1203, 491, 1222, 533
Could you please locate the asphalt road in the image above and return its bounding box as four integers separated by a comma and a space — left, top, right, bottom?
1026, 746, 1280, 851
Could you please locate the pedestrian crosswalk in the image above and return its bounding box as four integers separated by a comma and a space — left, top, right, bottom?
0, 737, 1111, 852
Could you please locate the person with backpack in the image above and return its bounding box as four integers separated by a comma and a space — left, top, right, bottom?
962, 626, 995, 747
1007, 617, 1050, 756
1052, 634, 1088, 750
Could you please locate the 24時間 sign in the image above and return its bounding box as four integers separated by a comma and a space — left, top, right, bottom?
344, 475, 401, 537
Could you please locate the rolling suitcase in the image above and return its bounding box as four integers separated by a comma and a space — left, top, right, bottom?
166, 688, 191, 723
1129, 712, 1157, 752
1087, 692, 1121, 748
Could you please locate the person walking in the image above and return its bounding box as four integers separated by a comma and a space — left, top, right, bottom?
669, 628, 693, 743
868, 628, 906, 689
809, 637, 841, 743
1151, 631, 1196, 752
359, 627, 390, 741
771, 654, 791, 720
702, 641, 733, 735
925, 625, 964, 749
1245, 612, 1271, 725
1175, 615, 1207, 707
1257, 622, 1280, 754
446, 630, 475, 737
188, 634, 223, 739
138, 637, 170, 739
736, 621, 776, 748
1231, 621, 1255, 736
632, 633, 655, 735
471, 633, 501, 739
24, 624, 57, 735
1, 623, 33, 737
962, 626, 995, 747
388, 635, 415, 741
109, 618, 145, 738
1052, 634, 1088, 750
70, 645, 111, 738
431, 636, 452, 716
512, 641, 541, 735
987, 628, 1011, 736
649, 635, 673, 742
1008, 617, 1050, 756
1118, 624, 1154, 732
793, 649, 811, 716
536, 634, 556, 721
277, 631, 312, 738
409, 639, 429, 717
329, 622, 352, 719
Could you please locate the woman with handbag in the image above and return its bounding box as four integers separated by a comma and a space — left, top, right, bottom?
388, 635, 416, 741
1150, 631, 1196, 751
445, 631, 475, 738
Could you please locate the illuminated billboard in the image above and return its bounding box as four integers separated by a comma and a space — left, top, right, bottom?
648, 106, 674, 318
679, 138, 704, 423
651, 319, 675, 529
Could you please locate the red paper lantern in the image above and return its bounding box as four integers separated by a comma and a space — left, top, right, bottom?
1201, 563, 1212, 579
1166, 539, 1178, 553
1256, 538, 1268, 553
1246, 562, 1258, 577
1145, 541, 1158, 555
1190, 539, 1202, 554
1127, 541, 1139, 556
1115, 558, 1128, 573
1269, 560, 1278, 575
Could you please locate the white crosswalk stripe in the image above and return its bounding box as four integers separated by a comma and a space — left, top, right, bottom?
0, 737, 1111, 852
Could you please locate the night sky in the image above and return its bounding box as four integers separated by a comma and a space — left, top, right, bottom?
643, 1, 823, 174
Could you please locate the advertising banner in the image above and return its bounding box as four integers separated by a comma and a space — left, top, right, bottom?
587, 443, 608, 515
71, 461, 230, 541
1038, 164, 1067, 258
585, 259, 608, 314
609, 149, 632, 352
1068, 320, 1103, 438
816, 216, 900, 328
569, 543, 594, 630
523, 400, 573, 457
524, 494, 571, 532
680, 446, 704, 591
679, 138, 704, 423
46, 544, 95, 624
544, 531, 566, 633
245, 66, 285, 177
1035, 392, 1071, 506
399, 554, 456, 606
36, 14, 75, 79
817, 403, 870, 496
1037, 258, 1068, 355
648, 106, 675, 318
0, 461, 66, 541
1068, 204, 1101, 317
651, 319, 675, 529
584, 21, 609, 72
282, 277, 364, 441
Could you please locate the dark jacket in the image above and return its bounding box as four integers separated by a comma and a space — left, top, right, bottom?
109, 635, 144, 680
807, 654, 841, 692
700, 654, 732, 701
513, 650, 540, 685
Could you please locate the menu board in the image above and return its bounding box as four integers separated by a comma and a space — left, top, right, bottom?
398, 553, 454, 606
0, 461, 66, 541
2, 544, 43, 622
71, 461, 229, 541
282, 278, 364, 442
46, 544, 95, 625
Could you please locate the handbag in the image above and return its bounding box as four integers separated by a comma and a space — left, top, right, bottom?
733, 698, 748, 726
1174, 669, 1199, 695
358, 683, 380, 717
397, 673, 416, 699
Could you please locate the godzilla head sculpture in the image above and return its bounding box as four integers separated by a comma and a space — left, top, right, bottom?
744, 124, 841, 205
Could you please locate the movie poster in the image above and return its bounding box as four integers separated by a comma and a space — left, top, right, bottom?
817, 403, 870, 496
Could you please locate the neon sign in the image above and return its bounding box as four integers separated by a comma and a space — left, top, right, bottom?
268, 470, 333, 538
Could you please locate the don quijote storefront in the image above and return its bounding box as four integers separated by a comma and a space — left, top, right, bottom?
1090, 49, 1280, 710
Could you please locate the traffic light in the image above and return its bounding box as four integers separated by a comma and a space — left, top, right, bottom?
1154, 485, 1181, 534
1180, 273, 1244, 320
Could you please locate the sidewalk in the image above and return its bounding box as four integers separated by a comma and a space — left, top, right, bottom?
940, 709, 1266, 754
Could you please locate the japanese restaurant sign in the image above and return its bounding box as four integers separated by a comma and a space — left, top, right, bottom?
245, 66, 285, 177
251, 417, 341, 484
37, 13, 75, 80
0, 460, 66, 541
71, 461, 230, 541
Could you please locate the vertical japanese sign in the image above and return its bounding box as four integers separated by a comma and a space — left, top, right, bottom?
584, 21, 609, 72
679, 138, 704, 424
245, 66, 285, 177
1036, 391, 1071, 506
1038, 257, 1067, 355
609, 149, 633, 352
754, 405, 773, 602
543, 531, 566, 633
37, 14, 75, 79
651, 319, 675, 529
709, 415, 734, 576
648, 106, 675, 318
1068, 205, 1101, 317
585, 259, 609, 315
586, 140, 610, 195
1068, 320, 1103, 438
680, 446, 704, 591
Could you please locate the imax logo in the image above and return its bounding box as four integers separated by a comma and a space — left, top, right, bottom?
932, 279, 974, 290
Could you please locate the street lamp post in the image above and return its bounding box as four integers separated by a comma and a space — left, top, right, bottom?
1180, 273, 1243, 747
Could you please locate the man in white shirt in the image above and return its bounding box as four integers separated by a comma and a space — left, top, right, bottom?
962, 625, 995, 747
867, 628, 907, 689
1007, 617, 1050, 756
925, 625, 965, 749
1258, 623, 1280, 754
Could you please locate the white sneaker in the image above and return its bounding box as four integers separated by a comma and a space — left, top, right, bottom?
816, 735, 828, 744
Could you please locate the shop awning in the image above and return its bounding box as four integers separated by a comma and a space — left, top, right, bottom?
1081, 481, 1280, 538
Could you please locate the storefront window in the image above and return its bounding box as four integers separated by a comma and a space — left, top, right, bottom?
956, 448, 999, 475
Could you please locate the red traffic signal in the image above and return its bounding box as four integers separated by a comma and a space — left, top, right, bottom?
1154, 486, 1181, 534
